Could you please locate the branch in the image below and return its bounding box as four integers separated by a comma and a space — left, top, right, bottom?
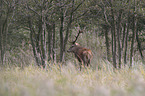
72, 10, 88, 21
101, 0, 111, 26
103, 7, 111, 26
72, 0, 85, 14
27, 6, 41, 17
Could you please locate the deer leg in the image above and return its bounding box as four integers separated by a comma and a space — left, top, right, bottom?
79, 62, 82, 71
83, 61, 87, 69
87, 60, 90, 67
75, 54, 83, 71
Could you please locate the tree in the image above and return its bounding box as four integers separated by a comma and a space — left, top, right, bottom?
58, 0, 85, 62
0, 0, 17, 65
88, 0, 145, 68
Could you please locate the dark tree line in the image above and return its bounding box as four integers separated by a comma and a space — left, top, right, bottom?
90, 0, 145, 68
0, 0, 144, 68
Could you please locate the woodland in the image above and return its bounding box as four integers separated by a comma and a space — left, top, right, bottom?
0, 0, 145, 68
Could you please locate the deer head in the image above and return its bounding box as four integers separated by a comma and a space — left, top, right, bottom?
67, 30, 83, 52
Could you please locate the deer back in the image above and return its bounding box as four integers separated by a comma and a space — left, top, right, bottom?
67, 43, 93, 65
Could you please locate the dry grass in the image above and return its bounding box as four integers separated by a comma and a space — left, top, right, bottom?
0, 61, 145, 96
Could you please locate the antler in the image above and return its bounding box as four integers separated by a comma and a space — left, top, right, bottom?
72, 30, 83, 44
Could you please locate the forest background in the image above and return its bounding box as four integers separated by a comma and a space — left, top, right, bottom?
0, 0, 145, 68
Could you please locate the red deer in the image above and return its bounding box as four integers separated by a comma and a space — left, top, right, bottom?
67, 30, 93, 70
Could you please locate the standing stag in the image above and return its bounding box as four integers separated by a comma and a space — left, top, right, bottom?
67, 30, 93, 70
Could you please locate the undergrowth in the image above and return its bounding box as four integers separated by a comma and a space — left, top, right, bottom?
0, 61, 145, 96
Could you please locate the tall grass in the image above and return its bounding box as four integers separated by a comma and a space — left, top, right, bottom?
0, 61, 145, 96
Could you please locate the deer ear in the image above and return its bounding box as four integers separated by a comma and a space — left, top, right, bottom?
75, 43, 80, 46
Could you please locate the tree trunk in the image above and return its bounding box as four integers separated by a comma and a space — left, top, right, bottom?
63, 0, 74, 51
41, 17, 47, 68
28, 17, 41, 67
0, 8, 9, 65
104, 26, 111, 62
0, 24, 3, 65
117, 10, 122, 68
113, 27, 117, 68
36, 19, 42, 54
110, 0, 117, 68
47, 24, 52, 62
122, 23, 126, 51
130, 21, 136, 68
130, 0, 136, 68
59, 9, 64, 62
136, 28, 144, 63
52, 23, 56, 63
124, 0, 131, 65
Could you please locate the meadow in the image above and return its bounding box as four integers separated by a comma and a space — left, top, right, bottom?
0, 61, 145, 96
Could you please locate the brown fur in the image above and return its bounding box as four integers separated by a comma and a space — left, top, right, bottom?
67, 43, 93, 70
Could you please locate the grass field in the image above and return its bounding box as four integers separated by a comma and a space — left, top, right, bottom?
0, 61, 145, 96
